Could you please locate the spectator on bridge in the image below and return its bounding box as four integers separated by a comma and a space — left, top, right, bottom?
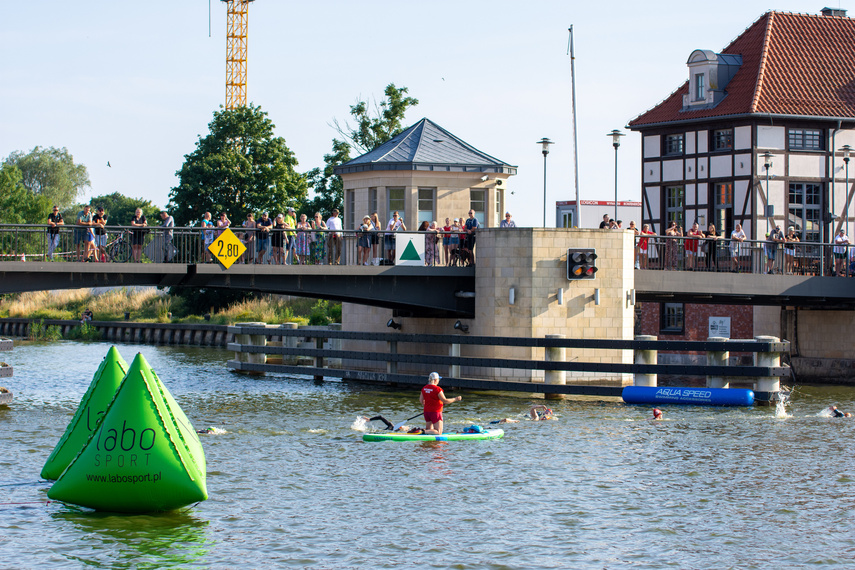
500, 212, 516, 228
270, 214, 286, 265
92, 207, 108, 262
834, 228, 850, 277
240, 213, 255, 264
638, 224, 655, 269
665, 221, 682, 270
216, 212, 231, 235
385, 211, 405, 264
159, 210, 174, 263
201, 212, 214, 262
464, 209, 479, 263
704, 224, 722, 271
370, 212, 382, 265
426, 221, 440, 266
685, 222, 702, 270
730, 223, 746, 272
295, 213, 311, 265
75, 204, 95, 262
255, 212, 273, 264
130, 208, 147, 263
629, 221, 640, 268
310, 212, 327, 265
765, 225, 784, 274
284, 207, 297, 264
599, 213, 610, 229
784, 226, 799, 275
47, 205, 64, 260
447, 218, 461, 266
358, 215, 372, 266
326, 209, 343, 265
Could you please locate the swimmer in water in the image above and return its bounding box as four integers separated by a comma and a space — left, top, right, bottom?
530, 405, 555, 420
362, 415, 396, 430
652, 408, 663, 420
829, 406, 851, 418
490, 418, 521, 424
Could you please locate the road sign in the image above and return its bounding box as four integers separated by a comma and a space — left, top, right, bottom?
209, 228, 246, 269
396, 234, 425, 266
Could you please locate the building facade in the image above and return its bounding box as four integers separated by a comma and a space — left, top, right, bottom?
334, 118, 516, 232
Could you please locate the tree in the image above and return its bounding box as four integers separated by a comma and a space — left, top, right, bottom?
0, 164, 52, 224
307, 84, 419, 214
3, 146, 90, 210
168, 104, 307, 226
87, 192, 160, 227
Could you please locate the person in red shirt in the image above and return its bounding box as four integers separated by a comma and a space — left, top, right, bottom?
419, 372, 462, 434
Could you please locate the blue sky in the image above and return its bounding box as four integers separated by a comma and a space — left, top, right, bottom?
1, 1, 824, 226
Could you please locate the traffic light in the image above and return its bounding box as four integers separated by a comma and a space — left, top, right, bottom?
567, 248, 598, 280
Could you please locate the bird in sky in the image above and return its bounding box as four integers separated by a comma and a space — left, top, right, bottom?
107, 161, 111, 167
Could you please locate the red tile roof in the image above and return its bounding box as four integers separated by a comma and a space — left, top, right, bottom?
629, 11, 855, 127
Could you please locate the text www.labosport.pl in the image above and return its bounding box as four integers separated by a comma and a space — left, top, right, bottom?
85, 471, 162, 484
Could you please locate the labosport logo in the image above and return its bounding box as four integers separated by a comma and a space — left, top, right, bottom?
93, 420, 157, 467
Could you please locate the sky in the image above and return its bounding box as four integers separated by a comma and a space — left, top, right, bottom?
1, 0, 831, 227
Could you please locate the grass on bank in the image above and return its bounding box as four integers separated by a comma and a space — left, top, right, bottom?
0, 289, 341, 327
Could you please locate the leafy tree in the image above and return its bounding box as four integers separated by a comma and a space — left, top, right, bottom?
307, 84, 419, 215
3, 146, 90, 210
87, 192, 160, 227
0, 163, 52, 224
168, 105, 307, 226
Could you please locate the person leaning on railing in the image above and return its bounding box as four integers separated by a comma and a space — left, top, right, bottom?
130, 208, 147, 263
47, 205, 64, 260
784, 226, 799, 275
834, 228, 850, 277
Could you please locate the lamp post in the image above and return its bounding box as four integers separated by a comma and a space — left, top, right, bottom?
537, 138, 554, 228
841, 145, 852, 236
607, 129, 625, 222
762, 151, 774, 233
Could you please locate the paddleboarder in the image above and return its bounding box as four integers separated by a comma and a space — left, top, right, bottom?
420, 372, 461, 435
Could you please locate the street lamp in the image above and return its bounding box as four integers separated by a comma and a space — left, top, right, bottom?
607, 129, 625, 222
763, 151, 774, 232
841, 145, 852, 236
537, 138, 554, 228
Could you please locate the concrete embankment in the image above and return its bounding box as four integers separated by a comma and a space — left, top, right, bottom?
0, 318, 232, 347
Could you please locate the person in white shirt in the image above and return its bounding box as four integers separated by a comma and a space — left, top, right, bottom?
834, 228, 850, 276
384, 211, 406, 264
730, 223, 746, 272
326, 208, 343, 265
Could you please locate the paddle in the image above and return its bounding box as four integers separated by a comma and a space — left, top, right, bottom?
393, 412, 423, 431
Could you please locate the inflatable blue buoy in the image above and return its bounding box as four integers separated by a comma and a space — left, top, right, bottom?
622, 386, 754, 407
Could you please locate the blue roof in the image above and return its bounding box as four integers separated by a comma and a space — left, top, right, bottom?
334, 118, 517, 175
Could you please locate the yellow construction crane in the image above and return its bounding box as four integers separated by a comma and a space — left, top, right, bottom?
222, 0, 254, 109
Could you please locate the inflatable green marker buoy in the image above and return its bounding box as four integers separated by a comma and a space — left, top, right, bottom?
48, 352, 207, 512
41, 346, 128, 480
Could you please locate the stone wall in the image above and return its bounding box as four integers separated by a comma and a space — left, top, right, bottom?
342, 228, 636, 383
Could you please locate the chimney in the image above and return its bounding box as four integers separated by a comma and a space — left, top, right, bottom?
821, 7, 848, 17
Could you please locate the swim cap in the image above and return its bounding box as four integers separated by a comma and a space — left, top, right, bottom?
653, 408, 662, 418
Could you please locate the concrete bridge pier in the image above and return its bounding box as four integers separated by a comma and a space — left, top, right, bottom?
754, 335, 782, 405
545, 334, 566, 400
234, 321, 267, 374
633, 335, 658, 387
706, 337, 730, 389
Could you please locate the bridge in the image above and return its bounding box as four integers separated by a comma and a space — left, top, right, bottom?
1, 259, 853, 316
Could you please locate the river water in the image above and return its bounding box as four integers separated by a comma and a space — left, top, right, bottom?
2, 341, 854, 569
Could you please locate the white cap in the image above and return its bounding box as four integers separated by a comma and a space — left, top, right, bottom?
428, 372, 441, 381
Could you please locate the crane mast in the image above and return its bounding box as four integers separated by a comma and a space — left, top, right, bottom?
223, 0, 254, 109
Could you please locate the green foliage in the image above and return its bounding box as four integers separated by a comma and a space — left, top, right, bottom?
86, 192, 160, 227
334, 84, 420, 155
168, 105, 308, 226
0, 164, 53, 224
310, 84, 419, 218
167, 287, 256, 316
307, 299, 340, 326
65, 322, 102, 341
3, 146, 90, 210
28, 320, 63, 341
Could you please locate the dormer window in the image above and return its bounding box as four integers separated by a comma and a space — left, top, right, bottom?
695, 74, 705, 101
682, 49, 742, 111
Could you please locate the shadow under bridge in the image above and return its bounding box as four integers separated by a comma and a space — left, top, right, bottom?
0, 262, 477, 318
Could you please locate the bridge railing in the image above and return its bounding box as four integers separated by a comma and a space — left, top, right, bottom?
0, 223, 473, 267
634, 233, 853, 277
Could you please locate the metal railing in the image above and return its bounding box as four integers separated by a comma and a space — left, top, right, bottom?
0, 224, 474, 267
634, 234, 853, 277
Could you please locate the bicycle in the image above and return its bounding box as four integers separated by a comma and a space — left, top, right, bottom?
105, 231, 132, 263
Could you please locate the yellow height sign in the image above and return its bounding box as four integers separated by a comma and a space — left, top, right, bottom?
209, 228, 246, 269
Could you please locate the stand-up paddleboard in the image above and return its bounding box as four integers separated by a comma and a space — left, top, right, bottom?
363, 428, 503, 442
